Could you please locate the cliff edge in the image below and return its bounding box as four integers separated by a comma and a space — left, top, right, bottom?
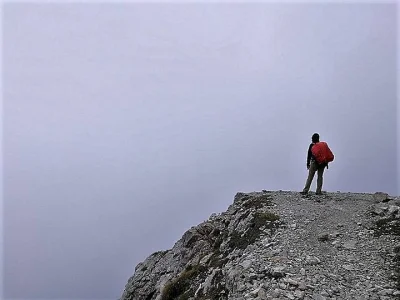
120, 191, 400, 300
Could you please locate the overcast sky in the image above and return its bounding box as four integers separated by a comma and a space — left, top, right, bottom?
2, 2, 398, 300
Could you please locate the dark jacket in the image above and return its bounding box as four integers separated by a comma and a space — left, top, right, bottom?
306, 143, 315, 168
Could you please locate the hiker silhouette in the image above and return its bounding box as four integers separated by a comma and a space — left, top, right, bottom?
301, 133, 334, 195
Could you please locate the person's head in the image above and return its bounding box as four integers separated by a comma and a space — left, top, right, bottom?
312, 133, 320, 143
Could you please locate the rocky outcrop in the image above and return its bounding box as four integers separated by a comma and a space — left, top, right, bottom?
120, 191, 400, 300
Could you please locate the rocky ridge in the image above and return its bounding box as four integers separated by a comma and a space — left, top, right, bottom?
120, 191, 400, 300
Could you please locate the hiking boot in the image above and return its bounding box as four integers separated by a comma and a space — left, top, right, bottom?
300, 191, 308, 196
316, 191, 323, 195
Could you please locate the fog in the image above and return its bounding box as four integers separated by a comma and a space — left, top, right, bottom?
2, 2, 398, 299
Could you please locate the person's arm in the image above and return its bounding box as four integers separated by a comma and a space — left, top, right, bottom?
307, 143, 313, 169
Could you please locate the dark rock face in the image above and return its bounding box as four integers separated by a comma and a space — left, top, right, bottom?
120, 191, 400, 300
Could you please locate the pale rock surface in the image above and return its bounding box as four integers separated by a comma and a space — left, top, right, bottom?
120, 191, 400, 300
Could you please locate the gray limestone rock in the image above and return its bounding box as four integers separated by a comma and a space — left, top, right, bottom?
119, 191, 400, 300
342, 240, 357, 250
374, 192, 390, 203
388, 205, 399, 215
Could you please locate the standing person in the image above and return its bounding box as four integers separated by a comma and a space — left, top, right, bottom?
301, 133, 334, 195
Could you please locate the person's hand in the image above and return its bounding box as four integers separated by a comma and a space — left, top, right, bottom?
307, 165, 310, 170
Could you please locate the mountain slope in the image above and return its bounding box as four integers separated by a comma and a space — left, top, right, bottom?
120, 191, 400, 300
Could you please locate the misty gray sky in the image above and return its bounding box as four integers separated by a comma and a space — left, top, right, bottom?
2, 2, 398, 300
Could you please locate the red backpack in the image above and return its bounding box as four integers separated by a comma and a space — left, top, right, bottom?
311, 142, 334, 165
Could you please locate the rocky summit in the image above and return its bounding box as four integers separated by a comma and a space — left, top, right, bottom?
120, 191, 400, 300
